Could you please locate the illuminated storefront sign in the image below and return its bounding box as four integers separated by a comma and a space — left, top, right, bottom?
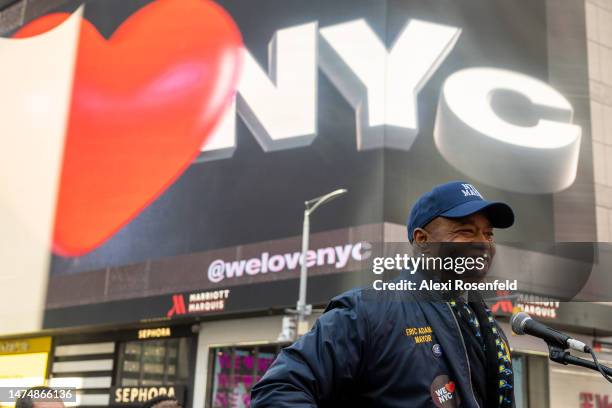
110, 386, 185, 406
0, 337, 51, 408
0, 341, 29, 355
491, 291, 560, 319
137, 327, 172, 339
0, 336, 51, 357
579, 392, 612, 408
167, 290, 231, 318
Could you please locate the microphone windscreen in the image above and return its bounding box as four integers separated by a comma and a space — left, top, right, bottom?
510, 311, 531, 335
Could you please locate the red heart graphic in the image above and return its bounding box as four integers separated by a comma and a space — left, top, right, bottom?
445, 381, 455, 393
14, 0, 243, 256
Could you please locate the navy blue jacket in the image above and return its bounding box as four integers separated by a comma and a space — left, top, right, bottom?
251, 286, 512, 408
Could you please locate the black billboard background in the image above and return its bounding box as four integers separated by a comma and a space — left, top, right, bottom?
42, 0, 596, 320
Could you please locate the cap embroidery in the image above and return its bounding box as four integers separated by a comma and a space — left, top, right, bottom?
460, 183, 482, 198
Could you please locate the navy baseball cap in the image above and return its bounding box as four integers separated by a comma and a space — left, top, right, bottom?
407, 181, 514, 242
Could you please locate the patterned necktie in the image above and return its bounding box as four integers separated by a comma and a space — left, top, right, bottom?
450, 299, 513, 407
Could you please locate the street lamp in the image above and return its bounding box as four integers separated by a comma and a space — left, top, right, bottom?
295, 188, 348, 337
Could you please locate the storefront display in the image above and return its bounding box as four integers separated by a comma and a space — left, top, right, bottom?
208, 344, 286, 408
0, 337, 51, 408
116, 337, 191, 387
47, 325, 195, 407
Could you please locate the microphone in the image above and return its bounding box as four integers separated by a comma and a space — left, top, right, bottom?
511, 311, 588, 353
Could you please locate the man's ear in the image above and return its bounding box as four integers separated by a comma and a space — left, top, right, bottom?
412, 227, 430, 254
413, 227, 428, 244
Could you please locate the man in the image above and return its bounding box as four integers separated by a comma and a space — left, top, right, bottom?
251, 181, 515, 407
15, 386, 64, 408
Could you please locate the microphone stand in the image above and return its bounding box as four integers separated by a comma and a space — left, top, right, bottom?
548, 344, 612, 377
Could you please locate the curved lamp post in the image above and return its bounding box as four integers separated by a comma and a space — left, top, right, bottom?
295, 188, 348, 337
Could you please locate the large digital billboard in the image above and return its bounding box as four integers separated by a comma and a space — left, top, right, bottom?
6, 0, 592, 327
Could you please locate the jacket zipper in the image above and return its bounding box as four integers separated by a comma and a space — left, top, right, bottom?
446, 302, 481, 408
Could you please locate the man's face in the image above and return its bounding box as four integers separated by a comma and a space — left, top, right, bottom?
413, 212, 496, 279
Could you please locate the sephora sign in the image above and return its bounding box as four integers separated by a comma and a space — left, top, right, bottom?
203, 18, 581, 194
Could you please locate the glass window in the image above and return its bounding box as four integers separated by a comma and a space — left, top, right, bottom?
208, 344, 287, 408
116, 338, 191, 386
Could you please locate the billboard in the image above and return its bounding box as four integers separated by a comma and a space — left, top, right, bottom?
2, 0, 594, 327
